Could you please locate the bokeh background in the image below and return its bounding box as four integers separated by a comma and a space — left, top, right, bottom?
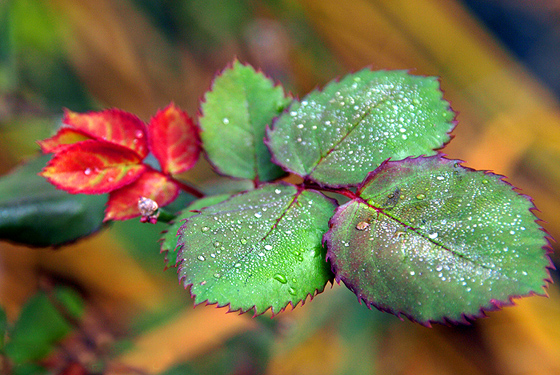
1, 0, 560, 374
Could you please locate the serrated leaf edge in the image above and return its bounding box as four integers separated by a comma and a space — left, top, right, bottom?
197, 58, 291, 184
265, 69, 458, 188
324, 154, 554, 327
175, 182, 333, 317
39, 139, 146, 194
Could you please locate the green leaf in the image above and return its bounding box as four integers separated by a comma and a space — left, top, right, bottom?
0, 305, 6, 349
160, 194, 232, 268
0, 154, 107, 247
267, 70, 455, 187
4, 287, 84, 363
199, 60, 291, 182
177, 183, 335, 315
12, 364, 48, 375
325, 156, 550, 325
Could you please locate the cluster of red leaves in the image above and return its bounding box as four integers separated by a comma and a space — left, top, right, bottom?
39, 103, 200, 221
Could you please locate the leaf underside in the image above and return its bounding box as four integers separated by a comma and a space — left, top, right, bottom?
267, 69, 455, 187
199, 60, 291, 182
177, 183, 336, 315
325, 156, 550, 325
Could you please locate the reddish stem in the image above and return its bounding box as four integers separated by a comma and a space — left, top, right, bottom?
171, 177, 205, 198
301, 181, 358, 200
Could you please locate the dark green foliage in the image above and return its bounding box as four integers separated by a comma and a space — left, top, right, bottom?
3, 287, 84, 364
0, 155, 106, 247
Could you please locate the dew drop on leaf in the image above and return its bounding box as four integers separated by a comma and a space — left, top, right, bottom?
274, 274, 288, 284
177, 183, 335, 315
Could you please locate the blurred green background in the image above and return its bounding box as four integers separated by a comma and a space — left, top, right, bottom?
1, 0, 560, 374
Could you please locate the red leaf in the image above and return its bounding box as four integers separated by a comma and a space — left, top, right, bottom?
40, 140, 146, 194
63, 108, 149, 158
104, 169, 180, 221
148, 103, 200, 174
38, 128, 92, 153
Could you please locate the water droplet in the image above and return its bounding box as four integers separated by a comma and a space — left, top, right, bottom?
436, 265, 443, 272
436, 176, 445, 181
254, 212, 262, 218
222, 118, 229, 124
416, 193, 425, 200
410, 271, 415, 276
197, 255, 205, 261
509, 230, 515, 235
356, 221, 370, 231
135, 130, 144, 138
201, 226, 210, 233
213, 273, 221, 279
273, 274, 287, 284
258, 252, 265, 257
240, 238, 248, 245
84, 168, 92, 175
264, 244, 273, 251
274, 189, 281, 194
290, 111, 297, 116
213, 241, 221, 248
429, 232, 438, 239
482, 179, 489, 184
234, 263, 241, 268
297, 124, 304, 129
288, 287, 297, 296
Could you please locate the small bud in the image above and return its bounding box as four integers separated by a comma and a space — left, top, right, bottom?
356, 221, 370, 231
138, 197, 159, 224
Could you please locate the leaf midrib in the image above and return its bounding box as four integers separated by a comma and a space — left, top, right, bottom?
306, 98, 386, 178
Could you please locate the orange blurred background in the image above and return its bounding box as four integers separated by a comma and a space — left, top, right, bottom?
1, 1, 560, 374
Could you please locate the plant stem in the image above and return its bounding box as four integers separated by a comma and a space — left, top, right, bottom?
301, 181, 358, 200
171, 178, 205, 198
156, 208, 176, 223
